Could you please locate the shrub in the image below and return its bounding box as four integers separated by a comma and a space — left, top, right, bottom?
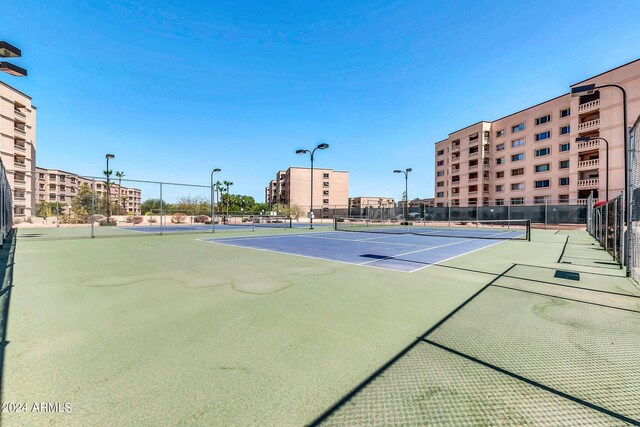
132, 216, 143, 224
12, 218, 23, 225
171, 213, 187, 224
147, 217, 157, 223
99, 218, 117, 226
194, 215, 210, 224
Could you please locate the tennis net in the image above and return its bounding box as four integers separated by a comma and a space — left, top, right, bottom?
223, 215, 292, 229
334, 217, 531, 240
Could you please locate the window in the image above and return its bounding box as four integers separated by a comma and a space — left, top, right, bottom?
560, 142, 570, 152
60, 195, 66, 201
39, 173, 45, 179
560, 108, 570, 118
437, 160, 444, 166
511, 168, 524, 176
512, 123, 525, 133
559, 194, 570, 203
437, 181, 444, 187
511, 153, 525, 162
437, 171, 444, 176
559, 160, 570, 169
534, 180, 550, 188
436, 192, 444, 198
534, 164, 550, 173
511, 198, 524, 205
495, 199, 504, 205
323, 173, 329, 179
322, 199, 329, 204
534, 196, 548, 204
496, 157, 505, 165
535, 131, 551, 141
323, 190, 329, 196
511, 183, 525, 190
495, 185, 504, 192
512, 138, 525, 147
496, 143, 505, 151
437, 150, 444, 156
496, 171, 504, 179
496, 129, 505, 137
560, 126, 570, 135
535, 147, 551, 157
323, 182, 329, 187
535, 115, 550, 125
559, 177, 569, 186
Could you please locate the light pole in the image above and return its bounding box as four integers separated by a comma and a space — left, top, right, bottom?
576, 136, 609, 202
571, 83, 629, 271
210, 168, 221, 233
0, 41, 27, 77
105, 154, 115, 223
394, 168, 412, 222
296, 143, 329, 229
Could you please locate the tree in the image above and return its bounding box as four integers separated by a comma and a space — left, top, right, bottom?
115, 171, 126, 214
36, 201, 62, 218
141, 198, 165, 214
223, 181, 234, 215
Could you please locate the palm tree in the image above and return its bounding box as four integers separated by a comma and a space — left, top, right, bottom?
223, 181, 233, 216
115, 171, 125, 214
215, 181, 224, 206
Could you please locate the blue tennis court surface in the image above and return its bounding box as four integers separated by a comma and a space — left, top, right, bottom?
121, 222, 331, 233
202, 231, 514, 272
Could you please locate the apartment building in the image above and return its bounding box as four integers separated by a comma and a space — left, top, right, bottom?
35, 167, 142, 214
434, 59, 640, 207
265, 167, 349, 214
350, 197, 395, 209
0, 81, 36, 218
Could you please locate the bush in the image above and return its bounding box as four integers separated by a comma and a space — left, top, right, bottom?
147, 217, 157, 223
99, 218, 117, 226
12, 218, 23, 225
132, 216, 143, 224
171, 213, 187, 224
194, 215, 210, 224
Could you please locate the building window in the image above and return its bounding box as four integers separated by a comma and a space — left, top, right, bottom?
511, 198, 524, 205
512, 123, 525, 133
496, 157, 505, 165
437, 160, 444, 166
437, 171, 444, 176
512, 138, 525, 148
437, 181, 444, 187
535, 147, 551, 157
534, 196, 548, 204
560, 142, 570, 152
495, 185, 504, 192
560, 126, 570, 135
534, 164, 550, 173
436, 192, 444, 198
535, 131, 551, 141
437, 150, 444, 156
496, 143, 505, 151
323, 182, 329, 187
535, 115, 551, 125
534, 180, 550, 188
39, 173, 45, 179
496, 171, 504, 179
322, 199, 329, 204
496, 129, 505, 137
559, 177, 569, 186
511, 153, 525, 162
559, 194, 569, 203
511, 168, 524, 176
511, 183, 524, 191
323, 173, 329, 179
495, 199, 504, 205
560, 108, 570, 118
559, 160, 570, 169
323, 190, 329, 196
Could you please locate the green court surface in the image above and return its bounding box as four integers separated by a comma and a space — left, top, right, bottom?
1, 227, 639, 425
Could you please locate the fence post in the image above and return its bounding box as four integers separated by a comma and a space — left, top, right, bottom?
544, 198, 548, 230
160, 183, 163, 236
621, 190, 626, 270
447, 203, 451, 227
91, 178, 95, 239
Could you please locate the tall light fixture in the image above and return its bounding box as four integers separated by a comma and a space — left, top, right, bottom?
394, 168, 412, 221
210, 168, 222, 233
296, 143, 329, 229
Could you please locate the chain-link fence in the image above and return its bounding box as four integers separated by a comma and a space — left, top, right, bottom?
587, 194, 623, 265
0, 160, 12, 245
628, 115, 640, 282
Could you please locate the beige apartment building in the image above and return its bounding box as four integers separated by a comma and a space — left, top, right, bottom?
434, 59, 640, 207
0, 81, 36, 218
265, 167, 349, 214
350, 197, 395, 209
35, 167, 142, 214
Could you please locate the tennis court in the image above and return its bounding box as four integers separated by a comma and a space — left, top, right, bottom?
202, 220, 529, 272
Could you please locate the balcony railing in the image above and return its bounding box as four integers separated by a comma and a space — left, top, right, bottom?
578, 118, 600, 131
468, 151, 479, 157
577, 139, 599, 150
469, 138, 479, 145
467, 190, 478, 195
577, 199, 589, 205
578, 178, 599, 188
468, 164, 478, 170
577, 159, 599, 169
14, 127, 26, 135
14, 196, 26, 201
14, 179, 26, 185
468, 178, 478, 183
14, 109, 26, 120
578, 99, 600, 113
14, 162, 26, 169
14, 143, 26, 151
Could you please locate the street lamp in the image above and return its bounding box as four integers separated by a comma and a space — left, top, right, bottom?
576, 136, 609, 202
394, 168, 412, 221
296, 143, 329, 229
105, 154, 115, 223
0, 41, 27, 77
571, 83, 629, 270
210, 168, 221, 233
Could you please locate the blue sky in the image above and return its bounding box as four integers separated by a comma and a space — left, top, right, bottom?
3, 0, 640, 203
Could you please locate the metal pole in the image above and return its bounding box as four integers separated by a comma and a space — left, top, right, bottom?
544, 198, 548, 230
91, 178, 95, 238
160, 183, 163, 236
621, 190, 626, 270
614, 196, 619, 264
448, 203, 451, 227
405, 172, 408, 222
310, 152, 314, 229
605, 203, 609, 253
106, 156, 111, 223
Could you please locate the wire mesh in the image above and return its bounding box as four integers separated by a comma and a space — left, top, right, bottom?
0, 160, 13, 245
630, 115, 640, 283
588, 195, 623, 265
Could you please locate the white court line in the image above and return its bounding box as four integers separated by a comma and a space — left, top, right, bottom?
301, 234, 432, 248
358, 238, 472, 265
408, 239, 509, 273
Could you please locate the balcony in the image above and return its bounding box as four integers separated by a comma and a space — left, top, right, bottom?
14, 196, 26, 201
577, 118, 600, 132
577, 159, 599, 169
14, 143, 26, 152
14, 179, 26, 186
467, 190, 477, 196
14, 109, 26, 120
578, 99, 600, 113
468, 177, 478, 183
14, 162, 26, 169
577, 199, 589, 205
578, 178, 599, 188
469, 138, 479, 145
14, 127, 26, 136
577, 139, 599, 151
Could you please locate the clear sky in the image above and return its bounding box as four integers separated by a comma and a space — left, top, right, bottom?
3, 0, 640, 203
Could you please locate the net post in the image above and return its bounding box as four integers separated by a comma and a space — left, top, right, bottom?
160, 183, 163, 236
527, 219, 531, 242
91, 178, 95, 239
334, 217, 338, 231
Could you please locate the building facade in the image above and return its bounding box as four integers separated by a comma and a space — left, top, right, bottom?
350, 197, 395, 209
434, 59, 640, 207
265, 167, 349, 214
0, 81, 36, 218
35, 167, 142, 214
